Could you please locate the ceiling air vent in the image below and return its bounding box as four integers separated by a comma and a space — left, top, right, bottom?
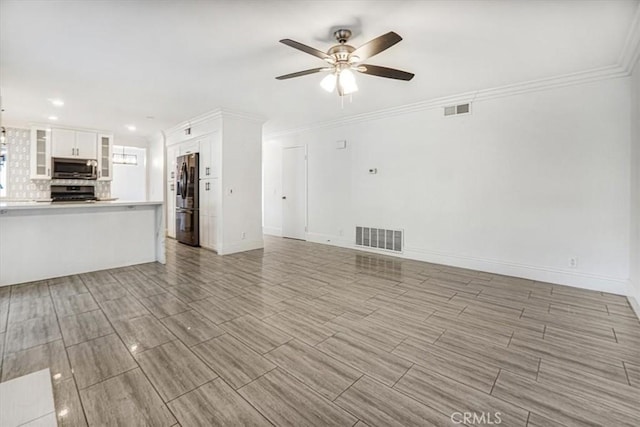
444, 102, 471, 117
356, 226, 403, 253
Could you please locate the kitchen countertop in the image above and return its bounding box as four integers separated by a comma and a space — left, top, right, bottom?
0, 200, 163, 211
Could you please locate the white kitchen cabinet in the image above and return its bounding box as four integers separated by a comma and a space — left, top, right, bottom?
166, 144, 179, 238
199, 177, 218, 250
167, 179, 176, 238
52, 128, 97, 159
166, 145, 179, 182
76, 131, 97, 159
179, 139, 199, 155
97, 134, 113, 181
51, 128, 75, 158
199, 132, 220, 179
30, 127, 52, 180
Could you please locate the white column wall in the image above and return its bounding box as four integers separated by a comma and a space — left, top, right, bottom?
220, 115, 264, 254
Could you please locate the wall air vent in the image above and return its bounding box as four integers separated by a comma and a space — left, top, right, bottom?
355, 226, 403, 252
444, 102, 471, 117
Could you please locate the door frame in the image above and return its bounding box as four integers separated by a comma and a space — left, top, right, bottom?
281, 145, 308, 240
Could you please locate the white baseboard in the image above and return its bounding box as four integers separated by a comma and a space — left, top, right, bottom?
628, 295, 640, 321
403, 245, 628, 295
305, 232, 628, 295
628, 278, 640, 321
306, 232, 353, 248
218, 239, 264, 255
263, 226, 282, 236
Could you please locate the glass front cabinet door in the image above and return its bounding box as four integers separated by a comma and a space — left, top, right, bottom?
30, 127, 52, 180
97, 134, 113, 181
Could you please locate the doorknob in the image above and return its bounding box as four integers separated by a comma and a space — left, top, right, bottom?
282, 196, 286, 199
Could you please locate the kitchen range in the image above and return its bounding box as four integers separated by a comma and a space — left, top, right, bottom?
50, 185, 97, 202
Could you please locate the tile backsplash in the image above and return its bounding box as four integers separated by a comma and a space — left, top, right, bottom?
3, 127, 111, 200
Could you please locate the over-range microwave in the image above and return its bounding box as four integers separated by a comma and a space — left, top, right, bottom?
52, 157, 98, 180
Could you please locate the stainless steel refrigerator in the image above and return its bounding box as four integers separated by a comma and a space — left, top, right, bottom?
176, 153, 199, 246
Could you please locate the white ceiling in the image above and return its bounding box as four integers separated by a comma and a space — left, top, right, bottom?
1, 0, 638, 141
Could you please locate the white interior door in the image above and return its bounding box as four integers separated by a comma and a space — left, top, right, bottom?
282, 146, 306, 240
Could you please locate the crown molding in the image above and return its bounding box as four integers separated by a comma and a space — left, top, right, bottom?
164, 108, 266, 137
26, 121, 112, 134
266, 3, 640, 140
264, 64, 628, 139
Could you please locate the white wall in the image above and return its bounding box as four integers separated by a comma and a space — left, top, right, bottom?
630, 58, 640, 312
111, 146, 147, 201
147, 131, 165, 202
264, 77, 631, 294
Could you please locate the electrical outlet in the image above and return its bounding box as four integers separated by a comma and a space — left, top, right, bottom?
338, 229, 343, 236
241, 232, 246, 240
569, 257, 578, 268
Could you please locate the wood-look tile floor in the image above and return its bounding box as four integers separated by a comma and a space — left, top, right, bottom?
1, 236, 639, 426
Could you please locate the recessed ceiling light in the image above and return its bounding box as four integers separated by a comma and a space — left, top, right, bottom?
49, 99, 64, 107
126, 124, 136, 131
48, 115, 58, 121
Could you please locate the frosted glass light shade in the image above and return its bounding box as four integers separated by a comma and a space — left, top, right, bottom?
320, 73, 337, 92
339, 69, 358, 95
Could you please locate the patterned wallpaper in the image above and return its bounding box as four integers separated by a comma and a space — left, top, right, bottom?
2, 127, 111, 200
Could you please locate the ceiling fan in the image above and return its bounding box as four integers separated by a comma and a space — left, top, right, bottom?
276, 29, 414, 96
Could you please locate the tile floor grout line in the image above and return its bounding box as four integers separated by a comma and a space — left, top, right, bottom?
534, 358, 542, 382
163, 376, 220, 406
310, 331, 390, 370
622, 361, 632, 387
388, 336, 411, 354
78, 365, 140, 391
83, 285, 183, 419
231, 380, 279, 427
330, 372, 364, 403
264, 347, 364, 404
235, 365, 280, 391
46, 280, 91, 427
432, 328, 447, 345
489, 368, 501, 395
388, 369, 513, 424
390, 362, 414, 389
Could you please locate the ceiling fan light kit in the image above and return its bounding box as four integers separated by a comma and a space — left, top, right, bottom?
277, 28, 414, 98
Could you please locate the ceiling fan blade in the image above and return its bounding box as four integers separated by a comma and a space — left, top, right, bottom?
275, 67, 328, 80
280, 39, 332, 61
350, 32, 402, 61
358, 64, 415, 81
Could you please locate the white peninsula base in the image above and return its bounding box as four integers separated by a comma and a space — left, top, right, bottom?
0, 201, 165, 287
